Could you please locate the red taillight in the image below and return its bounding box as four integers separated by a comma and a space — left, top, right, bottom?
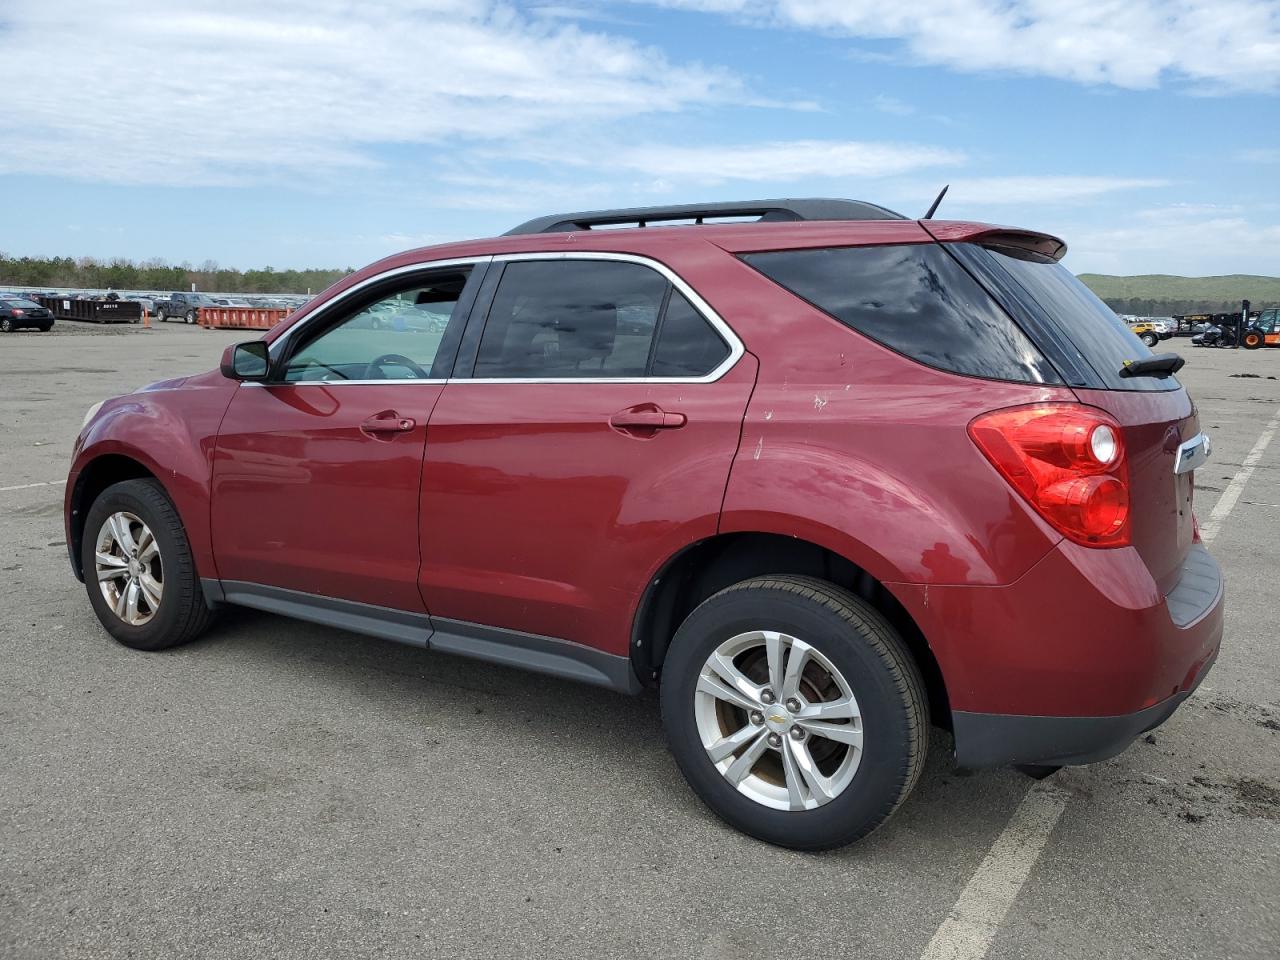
11, 309, 24, 316
969, 403, 1130, 547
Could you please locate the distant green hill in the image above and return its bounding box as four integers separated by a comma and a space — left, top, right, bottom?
1078, 273, 1280, 316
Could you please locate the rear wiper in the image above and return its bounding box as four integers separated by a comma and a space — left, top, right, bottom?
1119, 353, 1185, 379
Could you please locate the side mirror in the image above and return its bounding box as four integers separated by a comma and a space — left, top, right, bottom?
220, 341, 271, 381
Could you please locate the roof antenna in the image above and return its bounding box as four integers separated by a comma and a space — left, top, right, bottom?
922, 184, 949, 220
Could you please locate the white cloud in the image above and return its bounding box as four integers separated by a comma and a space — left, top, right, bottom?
637, 1, 1280, 92
512, 139, 965, 183
0, 0, 744, 186
941, 176, 1171, 205
1058, 205, 1280, 275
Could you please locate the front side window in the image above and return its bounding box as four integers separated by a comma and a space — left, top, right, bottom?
472, 259, 729, 379
281, 270, 470, 382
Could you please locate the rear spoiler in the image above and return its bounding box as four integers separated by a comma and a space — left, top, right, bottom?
921, 222, 1067, 261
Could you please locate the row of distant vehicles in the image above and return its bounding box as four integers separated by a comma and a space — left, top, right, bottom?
1124, 310, 1280, 350
0, 289, 313, 331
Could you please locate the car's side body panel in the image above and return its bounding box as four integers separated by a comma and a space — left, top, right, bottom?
419, 356, 759, 658
209, 381, 445, 613
66, 370, 237, 580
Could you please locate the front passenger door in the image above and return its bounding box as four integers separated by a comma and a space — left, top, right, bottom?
210, 263, 485, 612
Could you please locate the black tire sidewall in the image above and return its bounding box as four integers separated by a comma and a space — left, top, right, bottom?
661, 584, 920, 849
0, 319, 11, 332
81, 480, 198, 651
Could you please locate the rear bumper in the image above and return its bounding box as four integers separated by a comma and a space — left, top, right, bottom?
891, 540, 1224, 768
951, 648, 1216, 767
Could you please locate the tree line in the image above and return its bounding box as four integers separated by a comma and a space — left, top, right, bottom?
0, 254, 351, 295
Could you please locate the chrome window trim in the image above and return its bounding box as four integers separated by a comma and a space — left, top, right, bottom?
458, 251, 743, 385
254, 250, 744, 387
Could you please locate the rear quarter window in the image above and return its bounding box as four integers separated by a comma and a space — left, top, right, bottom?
974, 245, 1179, 393
741, 244, 1062, 385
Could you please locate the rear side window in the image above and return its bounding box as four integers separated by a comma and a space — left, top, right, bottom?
652, 291, 730, 377
976, 245, 1178, 393
742, 244, 1062, 385
473, 260, 730, 379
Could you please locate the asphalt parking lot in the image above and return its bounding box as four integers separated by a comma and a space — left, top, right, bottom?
1, 320, 1277, 960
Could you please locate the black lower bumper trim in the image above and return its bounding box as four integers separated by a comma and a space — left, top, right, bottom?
953, 653, 1216, 768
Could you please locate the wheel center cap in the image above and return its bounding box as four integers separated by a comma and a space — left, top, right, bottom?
763, 704, 793, 733
128, 558, 141, 577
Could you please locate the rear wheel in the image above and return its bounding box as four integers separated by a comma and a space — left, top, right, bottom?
660, 575, 928, 850
1243, 332, 1263, 350
82, 478, 215, 651
38, 323, 52, 332
0, 318, 12, 333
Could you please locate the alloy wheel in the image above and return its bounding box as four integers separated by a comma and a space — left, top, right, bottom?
95, 511, 163, 626
694, 630, 863, 811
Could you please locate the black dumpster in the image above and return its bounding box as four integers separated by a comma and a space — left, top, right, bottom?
37, 296, 142, 323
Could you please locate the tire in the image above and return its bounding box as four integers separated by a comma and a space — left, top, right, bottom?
185, 310, 196, 325
0, 318, 11, 333
660, 575, 928, 850
155, 309, 165, 323
1140, 332, 1158, 347
1243, 332, 1263, 350
81, 478, 215, 652
39, 323, 52, 332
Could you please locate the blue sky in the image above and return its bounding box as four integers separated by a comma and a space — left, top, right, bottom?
2, 0, 1278, 276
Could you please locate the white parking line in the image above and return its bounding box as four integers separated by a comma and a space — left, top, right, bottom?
1198, 408, 1280, 543
918, 782, 1070, 960
0, 479, 66, 492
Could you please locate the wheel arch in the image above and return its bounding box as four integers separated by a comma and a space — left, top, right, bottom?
68, 454, 166, 581
630, 531, 952, 728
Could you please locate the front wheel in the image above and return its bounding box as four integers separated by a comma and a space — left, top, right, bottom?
81, 478, 215, 651
660, 575, 928, 850
0, 318, 12, 333
184, 310, 196, 324
155, 309, 165, 323
1243, 332, 1263, 350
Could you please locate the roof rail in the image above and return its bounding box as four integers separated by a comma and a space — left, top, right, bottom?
503, 198, 906, 236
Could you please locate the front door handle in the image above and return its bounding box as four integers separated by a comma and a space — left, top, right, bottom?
360, 411, 416, 436
609, 404, 687, 433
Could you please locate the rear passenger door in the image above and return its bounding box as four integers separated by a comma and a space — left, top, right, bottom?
419, 253, 757, 659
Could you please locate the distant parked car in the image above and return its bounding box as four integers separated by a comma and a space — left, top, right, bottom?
154, 292, 218, 324
0, 298, 54, 332
212, 298, 253, 307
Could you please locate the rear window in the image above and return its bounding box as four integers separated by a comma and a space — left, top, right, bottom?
975, 245, 1179, 392
741, 244, 1062, 385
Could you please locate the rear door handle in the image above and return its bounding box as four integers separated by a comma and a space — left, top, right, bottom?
360, 411, 416, 436
609, 404, 687, 432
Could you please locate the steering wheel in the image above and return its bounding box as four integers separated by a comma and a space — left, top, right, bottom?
365, 353, 430, 380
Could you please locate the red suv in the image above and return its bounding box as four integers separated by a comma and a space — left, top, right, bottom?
67, 199, 1223, 849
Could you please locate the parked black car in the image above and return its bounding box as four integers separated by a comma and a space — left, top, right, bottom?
0, 298, 54, 332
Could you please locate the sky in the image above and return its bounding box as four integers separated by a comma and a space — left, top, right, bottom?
1, 0, 1278, 277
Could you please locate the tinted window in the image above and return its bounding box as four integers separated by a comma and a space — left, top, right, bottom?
282, 271, 469, 382
475, 260, 668, 379
652, 291, 730, 377
742, 244, 1061, 384
979, 246, 1178, 392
